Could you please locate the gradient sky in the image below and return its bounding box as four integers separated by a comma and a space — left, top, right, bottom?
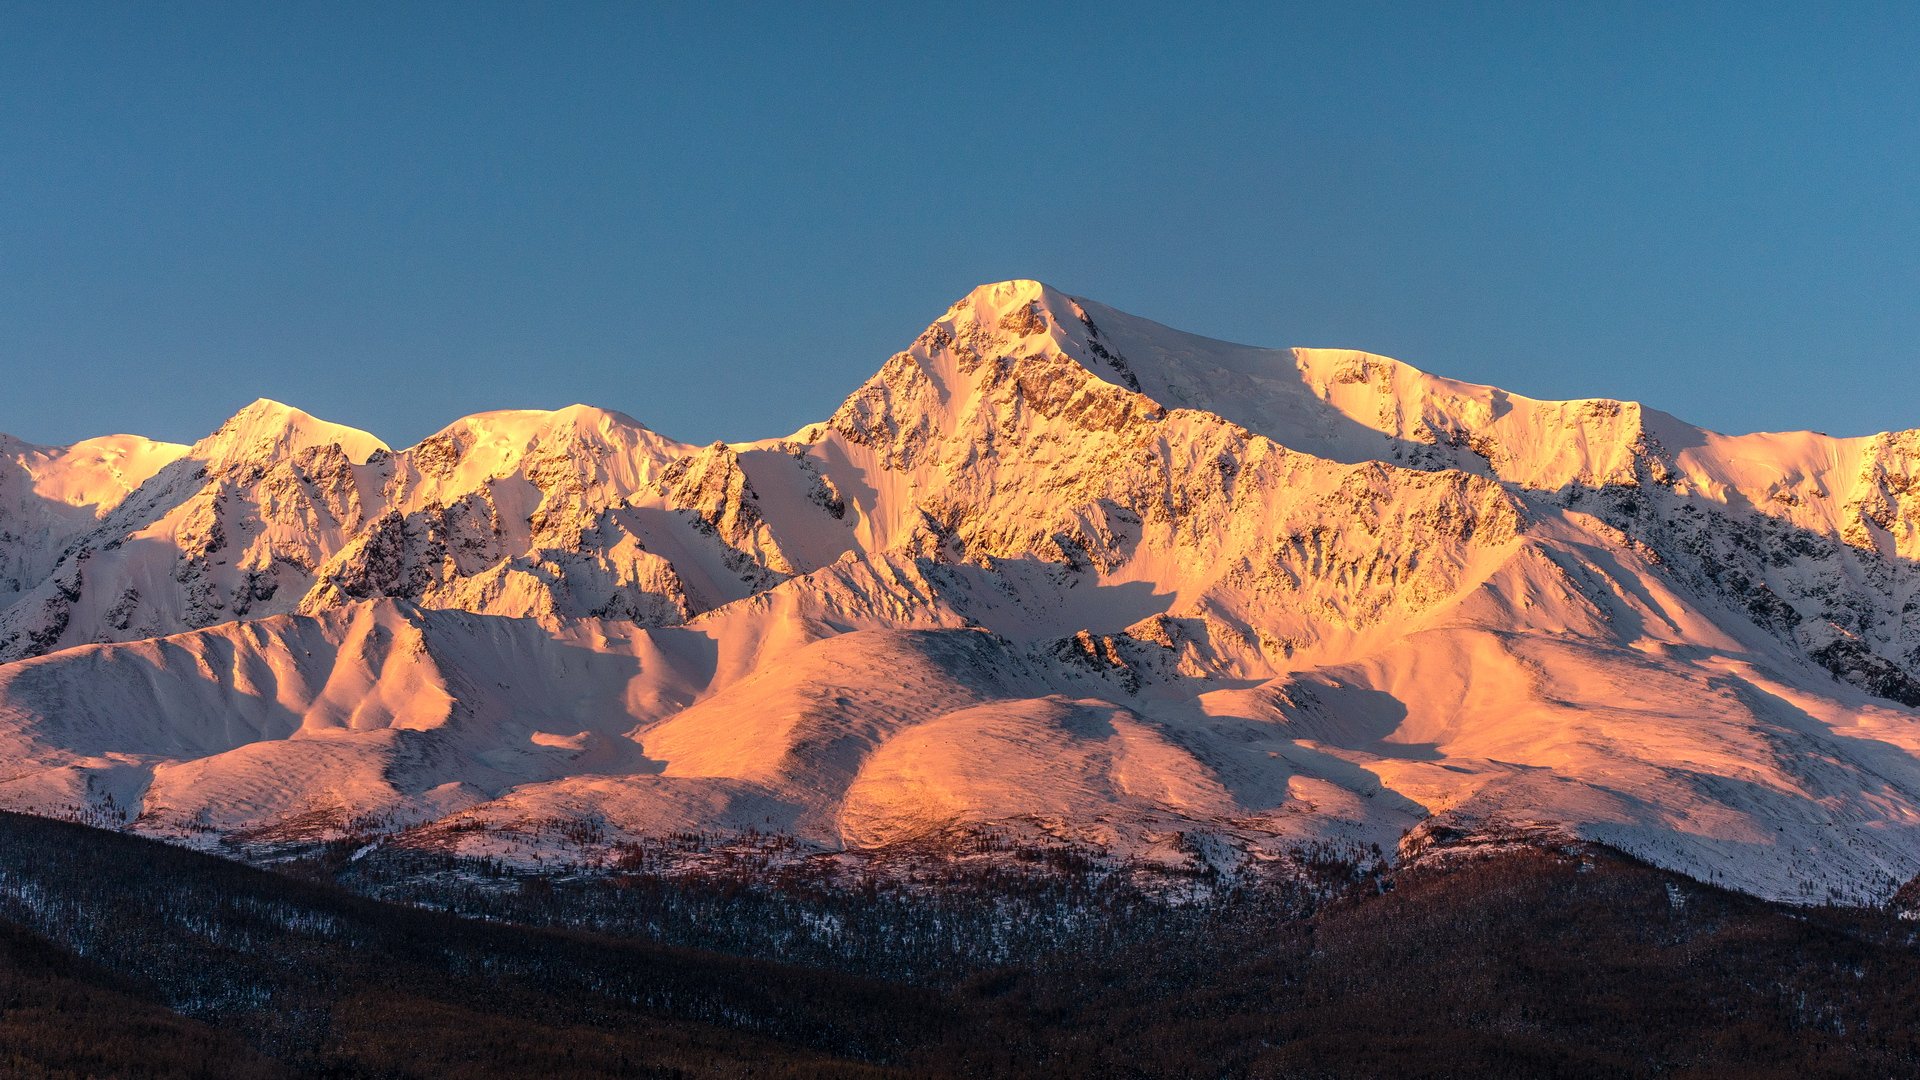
3, 3, 1917, 449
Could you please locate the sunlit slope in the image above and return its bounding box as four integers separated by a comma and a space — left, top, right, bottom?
0, 280, 1915, 901
0, 432, 188, 607
1, 514, 1913, 900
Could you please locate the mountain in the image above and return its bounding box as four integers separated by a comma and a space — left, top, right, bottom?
0, 431, 188, 607
0, 279, 1916, 903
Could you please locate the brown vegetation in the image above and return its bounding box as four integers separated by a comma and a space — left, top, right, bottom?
0, 814, 1917, 1077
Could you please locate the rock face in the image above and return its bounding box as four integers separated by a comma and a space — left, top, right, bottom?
0, 279, 1917, 903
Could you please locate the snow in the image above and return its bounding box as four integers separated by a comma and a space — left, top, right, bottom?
0, 432, 189, 607
0, 280, 1917, 903
194, 398, 388, 468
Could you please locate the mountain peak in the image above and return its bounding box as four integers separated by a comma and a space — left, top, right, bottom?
955, 278, 1051, 308
416, 404, 678, 455
193, 399, 388, 468
941, 279, 1084, 343
548, 402, 654, 433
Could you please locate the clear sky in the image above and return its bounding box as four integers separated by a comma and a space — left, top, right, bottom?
3, 3, 1916, 449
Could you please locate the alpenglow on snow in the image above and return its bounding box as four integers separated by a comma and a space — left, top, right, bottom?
1, 280, 1917, 903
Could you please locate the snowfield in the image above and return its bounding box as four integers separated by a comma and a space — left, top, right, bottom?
1, 279, 1917, 903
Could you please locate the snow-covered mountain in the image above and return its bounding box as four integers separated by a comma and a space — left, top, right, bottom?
2, 279, 1917, 902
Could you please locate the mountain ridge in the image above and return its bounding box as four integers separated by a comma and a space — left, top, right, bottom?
0, 279, 1915, 903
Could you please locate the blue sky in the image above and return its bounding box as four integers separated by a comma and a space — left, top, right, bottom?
3, 3, 1916, 447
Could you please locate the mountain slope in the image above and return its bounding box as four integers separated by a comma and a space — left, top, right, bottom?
0, 280, 1915, 902
0, 432, 188, 607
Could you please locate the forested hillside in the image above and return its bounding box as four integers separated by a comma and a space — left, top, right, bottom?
2, 814, 1919, 1077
